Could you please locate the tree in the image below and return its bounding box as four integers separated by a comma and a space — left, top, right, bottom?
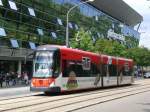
95, 39, 127, 57
126, 47, 150, 76
70, 28, 95, 51
126, 47, 150, 66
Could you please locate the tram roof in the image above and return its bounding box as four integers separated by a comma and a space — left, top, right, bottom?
36, 45, 133, 61
89, 0, 143, 26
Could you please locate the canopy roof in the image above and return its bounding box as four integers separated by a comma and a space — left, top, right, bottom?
90, 0, 143, 26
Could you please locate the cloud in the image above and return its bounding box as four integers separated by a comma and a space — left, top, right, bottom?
124, 0, 150, 49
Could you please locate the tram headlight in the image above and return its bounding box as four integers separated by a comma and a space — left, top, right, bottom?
31, 79, 36, 87
31, 82, 33, 87
49, 81, 55, 87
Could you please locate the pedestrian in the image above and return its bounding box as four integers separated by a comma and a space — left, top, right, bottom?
0, 73, 4, 88
5, 72, 10, 87
24, 72, 29, 85
17, 72, 21, 84
12, 72, 17, 86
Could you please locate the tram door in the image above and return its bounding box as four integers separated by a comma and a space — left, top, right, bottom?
119, 61, 132, 85
102, 56, 118, 87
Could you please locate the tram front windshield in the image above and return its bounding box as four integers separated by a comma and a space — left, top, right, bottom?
33, 51, 54, 78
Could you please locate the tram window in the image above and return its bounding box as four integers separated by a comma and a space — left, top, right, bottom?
91, 63, 100, 77
62, 60, 76, 77
62, 60, 90, 77
76, 63, 90, 77
52, 50, 60, 77
122, 64, 131, 76
108, 65, 117, 76
101, 64, 107, 76
62, 60, 67, 77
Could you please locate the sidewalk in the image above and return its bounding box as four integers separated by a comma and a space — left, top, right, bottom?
0, 80, 30, 89
0, 86, 31, 98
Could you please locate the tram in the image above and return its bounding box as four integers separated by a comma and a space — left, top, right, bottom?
30, 45, 134, 94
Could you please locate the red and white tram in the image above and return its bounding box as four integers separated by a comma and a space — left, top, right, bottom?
30, 45, 134, 94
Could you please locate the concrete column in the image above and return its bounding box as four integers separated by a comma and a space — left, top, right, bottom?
17, 61, 22, 74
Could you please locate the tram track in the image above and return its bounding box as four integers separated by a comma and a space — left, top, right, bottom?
0, 80, 150, 112
0, 79, 145, 103
31, 86, 150, 112
54, 88, 150, 112
0, 83, 142, 105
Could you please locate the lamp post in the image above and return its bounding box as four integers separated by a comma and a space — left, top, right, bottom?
65, 0, 95, 47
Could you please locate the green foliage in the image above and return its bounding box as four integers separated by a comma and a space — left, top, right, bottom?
70, 29, 150, 67
70, 28, 95, 51
126, 47, 150, 66
125, 36, 139, 48
70, 28, 126, 57
95, 39, 126, 57
0, 0, 140, 50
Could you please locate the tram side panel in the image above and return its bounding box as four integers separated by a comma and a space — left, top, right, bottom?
60, 59, 102, 91
101, 56, 118, 87
102, 64, 118, 87
118, 59, 133, 85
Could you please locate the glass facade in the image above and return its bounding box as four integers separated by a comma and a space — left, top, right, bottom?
0, 0, 140, 50
0, 0, 141, 79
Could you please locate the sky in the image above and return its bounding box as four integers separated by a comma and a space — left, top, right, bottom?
123, 0, 150, 49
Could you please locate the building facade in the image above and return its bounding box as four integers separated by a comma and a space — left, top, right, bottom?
0, 0, 143, 77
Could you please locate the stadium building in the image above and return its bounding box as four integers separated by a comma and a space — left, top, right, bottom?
0, 0, 143, 78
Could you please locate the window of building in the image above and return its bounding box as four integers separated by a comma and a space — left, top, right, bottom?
8, 0, 17, 10
101, 34, 104, 38
74, 24, 79, 30
68, 22, 73, 29
51, 32, 57, 39
57, 18, 63, 25
53, 0, 64, 4
0, 0, 3, 6
10, 39, 19, 48
28, 7, 36, 16
92, 36, 96, 43
97, 32, 100, 38
0, 28, 6, 37
95, 16, 98, 21
37, 28, 44, 36
29, 42, 36, 49
88, 31, 92, 35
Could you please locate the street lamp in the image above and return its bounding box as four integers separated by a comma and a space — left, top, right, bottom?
65, 0, 95, 47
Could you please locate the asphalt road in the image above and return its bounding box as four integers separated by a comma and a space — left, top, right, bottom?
0, 78, 143, 98
0, 78, 149, 112
74, 88, 150, 112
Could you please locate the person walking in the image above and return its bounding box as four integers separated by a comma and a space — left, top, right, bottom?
24, 72, 29, 85
5, 72, 10, 87
12, 72, 17, 86
0, 73, 4, 88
